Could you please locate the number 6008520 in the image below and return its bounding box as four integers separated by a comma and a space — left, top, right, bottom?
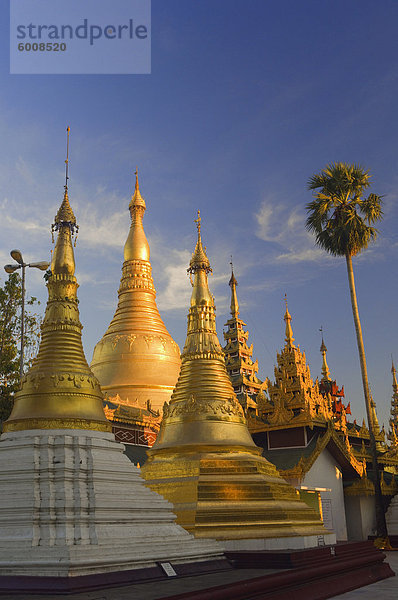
18, 42, 67, 51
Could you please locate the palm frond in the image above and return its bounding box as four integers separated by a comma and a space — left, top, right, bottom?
306, 162, 381, 257
360, 193, 383, 224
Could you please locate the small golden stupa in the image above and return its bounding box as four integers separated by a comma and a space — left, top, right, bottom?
90, 171, 181, 421
141, 213, 328, 541
4, 173, 110, 433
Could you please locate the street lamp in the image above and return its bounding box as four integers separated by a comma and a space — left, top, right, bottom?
4, 250, 50, 381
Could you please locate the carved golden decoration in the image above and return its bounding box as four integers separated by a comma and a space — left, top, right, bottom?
4, 418, 111, 433
344, 476, 375, 497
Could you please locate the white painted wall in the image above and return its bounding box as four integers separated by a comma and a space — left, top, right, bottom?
344, 495, 376, 540
302, 448, 348, 541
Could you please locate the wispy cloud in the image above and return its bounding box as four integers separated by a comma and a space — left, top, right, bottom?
156, 248, 192, 311
255, 197, 326, 263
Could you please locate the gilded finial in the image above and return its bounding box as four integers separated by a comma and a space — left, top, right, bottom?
283, 294, 295, 348
369, 391, 380, 432
52, 127, 78, 241
229, 257, 239, 317
391, 356, 398, 391
319, 327, 330, 380
65, 125, 70, 191
195, 210, 201, 235
188, 210, 211, 274
135, 167, 139, 190
129, 166, 146, 211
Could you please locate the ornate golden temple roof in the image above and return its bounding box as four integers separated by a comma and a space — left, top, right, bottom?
249, 301, 333, 432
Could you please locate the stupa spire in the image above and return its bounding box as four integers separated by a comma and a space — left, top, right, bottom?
4, 128, 109, 433
392, 359, 398, 392
223, 264, 266, 415
124, 167, 149, 261
142, 218, 328, 541
388, 359, 398, 446
229, 258, 239, 317
284, 294, 295, 348
320, 328, 331, 381
90, 171, 181, 422
173, 211, 234, 402
370, 393, 380, 433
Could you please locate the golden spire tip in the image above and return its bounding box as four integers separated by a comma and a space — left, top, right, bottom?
65, 125, 70, 190
135, 167, 139, 190
194, 210, 201, 235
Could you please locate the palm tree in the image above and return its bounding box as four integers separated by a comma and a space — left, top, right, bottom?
306, 162, 387, 540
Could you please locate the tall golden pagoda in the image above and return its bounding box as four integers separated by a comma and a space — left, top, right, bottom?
141, 213, 328, 543
4, 176, 110, 433
90, 171, 181, 446
223, 263, 266, 415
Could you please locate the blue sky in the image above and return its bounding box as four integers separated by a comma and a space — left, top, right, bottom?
0, 0, 398, 430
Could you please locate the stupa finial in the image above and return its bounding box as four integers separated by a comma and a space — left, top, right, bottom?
229, 257, 239, 317
51, 127, 79, 271
52, 126, 77, 238
65, 125, 70, 190
320, 326, 331, 381
124, 168, 149, 261
392, 356, 398, 392
189, 210, 211, 274
284, 294, 295, 348
129, 165, 146, 211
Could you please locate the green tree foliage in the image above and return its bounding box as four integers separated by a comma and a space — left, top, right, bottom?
0, 273, 42, 423
306, 162, 382, 257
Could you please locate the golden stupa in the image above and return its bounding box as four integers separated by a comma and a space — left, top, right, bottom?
90, 172, 181, 416
141, 213, 328, 540
4, 183, 110, 433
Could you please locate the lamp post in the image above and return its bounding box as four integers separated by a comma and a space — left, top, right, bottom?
4, 250, 49, 381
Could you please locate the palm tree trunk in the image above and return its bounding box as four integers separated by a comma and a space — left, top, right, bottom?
345, 253, 387, 539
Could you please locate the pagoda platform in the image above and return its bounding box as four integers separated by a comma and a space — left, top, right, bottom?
0, 541, 393, 598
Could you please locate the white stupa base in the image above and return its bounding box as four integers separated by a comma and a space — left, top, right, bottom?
0, 429, 223, 577
386, 494, 398, 535
222, 532, 336, 551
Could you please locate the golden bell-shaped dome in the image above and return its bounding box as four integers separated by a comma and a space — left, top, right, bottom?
4, 187, 110, 433
90, 171, 181, 415
141, 214, 327, 540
